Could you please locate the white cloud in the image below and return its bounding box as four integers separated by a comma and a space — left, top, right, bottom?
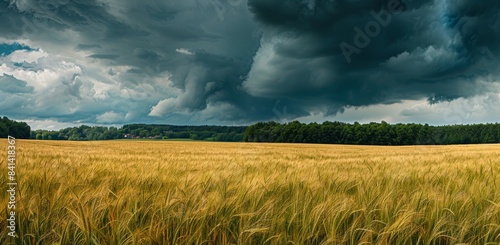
24, 118, 121, 130
149, 98, 177, 117
0, 44, 176, 123
176, 48, 194, 55
9, 49, 48, 63
96, 111, 125, 123
291, 87, 500, 126
23, 119, 83, 130
0, 54, 83, 92
400, 92, 500, 125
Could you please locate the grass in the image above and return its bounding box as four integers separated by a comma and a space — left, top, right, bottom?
1, 140, 500, 244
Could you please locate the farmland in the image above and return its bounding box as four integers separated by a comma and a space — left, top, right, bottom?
1, 140, 500, 244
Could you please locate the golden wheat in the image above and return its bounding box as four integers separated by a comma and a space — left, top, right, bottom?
1, 140, 500, 244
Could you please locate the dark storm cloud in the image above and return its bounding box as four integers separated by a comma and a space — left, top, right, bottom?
244, 0, 500, 115
133, 48, 160, 61
0, 0, 265, 124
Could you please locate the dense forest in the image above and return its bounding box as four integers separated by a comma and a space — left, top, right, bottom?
30, 124, 246, 142
244, 121, 500, 145
0, 116, 31, 138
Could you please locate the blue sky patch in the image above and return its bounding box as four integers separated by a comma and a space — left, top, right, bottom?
0, 42, 35, 56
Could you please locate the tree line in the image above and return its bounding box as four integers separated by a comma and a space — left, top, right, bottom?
0, 117, 31, 139
244, 121, 500, 145
30, 124, 246, 142
3, 116, 500, 145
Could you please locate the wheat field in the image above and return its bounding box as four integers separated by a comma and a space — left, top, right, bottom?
1, 140, 500, 244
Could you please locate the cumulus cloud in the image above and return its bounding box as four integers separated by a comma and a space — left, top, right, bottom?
96, 111, 125, 123
9, 48, 47, 63
1, 0, 264, 125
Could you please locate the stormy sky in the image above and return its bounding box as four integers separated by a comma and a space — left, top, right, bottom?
1, 0, 499, 129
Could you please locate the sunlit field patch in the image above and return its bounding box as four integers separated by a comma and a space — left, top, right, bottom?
1, 140, 500, 244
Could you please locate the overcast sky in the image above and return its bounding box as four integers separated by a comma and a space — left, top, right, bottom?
1, 0, 499, 129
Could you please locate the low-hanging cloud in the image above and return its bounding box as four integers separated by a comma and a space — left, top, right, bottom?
244, 0, 500, 115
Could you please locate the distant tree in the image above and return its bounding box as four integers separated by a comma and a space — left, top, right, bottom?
0, 117, 31, 138
140, 130, 149, 138
0, 123, 8, 138
244, 121, 500, 145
